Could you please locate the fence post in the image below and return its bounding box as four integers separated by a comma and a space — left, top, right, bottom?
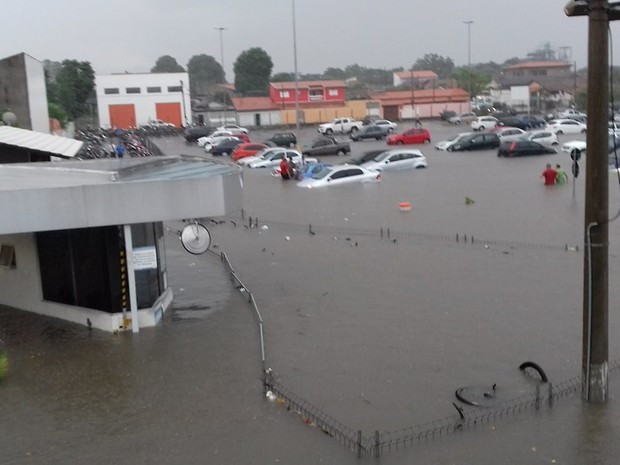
375, 430, 380, 459
357, 430, 363, 459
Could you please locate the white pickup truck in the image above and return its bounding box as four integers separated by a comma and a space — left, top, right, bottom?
317, 117, 363, 135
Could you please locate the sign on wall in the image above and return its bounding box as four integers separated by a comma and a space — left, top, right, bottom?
133, 246, 158, 270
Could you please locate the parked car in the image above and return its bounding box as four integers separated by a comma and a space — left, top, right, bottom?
266, 132, 297, 147
349, 125, 388, 141
302, 137, 351, 156
439, 110, 457, 121
386, 127, 431, 145
497, 140, 557, 157
561, 134, 620, 160
317, 117, 363, 135
301, 162, 332, 179
446, 132, 500, 151
183, 126, 214, 142
526, 130, 559, 146
434, 132, 473, 151
245, 149, 316, 169
497, 115, 546, 130
495, 127, 527, 141
231, 143, 268, 161
297, 165, 381, 188
471, 116, 499, 131
361, 149, 428, 171
197, 130, 233, 147
216, 123, 249, 134
448, 112, 477, 125
558, 108, 586, 119
203, 136, 241, 153
546, 119, 587, 135
210, 138, 244, 156
348, 150, 386, 165
373, 119, 398, 133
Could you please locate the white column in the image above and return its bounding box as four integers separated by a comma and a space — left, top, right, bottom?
123, 224, 140, 333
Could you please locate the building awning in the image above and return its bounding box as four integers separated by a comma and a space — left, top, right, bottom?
0, 126, 83, 159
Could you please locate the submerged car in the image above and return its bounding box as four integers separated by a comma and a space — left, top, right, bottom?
546, 119, 587, 135
297, 164, 381, 188
435, 132, 472, 151
386, 128, 431, 145
497, 140, 557, 157
361, 149, 427, 171
446, 132, 500, 151
350, 125, 388, 141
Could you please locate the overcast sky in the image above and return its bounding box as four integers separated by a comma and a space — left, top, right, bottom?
2, 0, 615, 78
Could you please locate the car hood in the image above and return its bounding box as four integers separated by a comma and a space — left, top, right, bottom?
238, 156, 262, 165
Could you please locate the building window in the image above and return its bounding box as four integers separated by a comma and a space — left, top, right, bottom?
167, 85, 182, 92
0, 244, 16, 268
147, 86, 161, 93
104, 88, 120, 94
308, 88, 324, 101
126, 87, 141, 94
328, 89, 339, 96
280, 91, 290, 98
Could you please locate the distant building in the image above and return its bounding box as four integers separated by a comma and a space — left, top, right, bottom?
96, 72, 191, 129
371, 88, 470, 120
0, 52, 49, 132
270, 80, 346, 106
393, 70, 439, 89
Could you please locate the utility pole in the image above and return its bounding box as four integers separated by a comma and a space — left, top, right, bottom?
214, 27, 227, 77
566, 0, 611, 402
292, 0, 300, 131
463, 20, 473, 100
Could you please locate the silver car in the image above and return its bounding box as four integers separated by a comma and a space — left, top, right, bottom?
361, 149, 428, 172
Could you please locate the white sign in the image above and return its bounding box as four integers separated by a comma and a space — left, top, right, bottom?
133, 246, 158, 270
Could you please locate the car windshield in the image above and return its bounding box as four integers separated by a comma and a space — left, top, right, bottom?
264, 150, 284, 161
312, 167, 333, 179
372, 151, 392, 162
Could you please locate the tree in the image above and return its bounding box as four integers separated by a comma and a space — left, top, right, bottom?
270, 72, 295, 82
527, 43, 556, 61
151, 55, 184, 73
323, 67, 346, 80
187, 54, 225, 95
48, 102, 68, 128
452, 67, 491, 98
53, 60, 95, 120
233, 48, 273, 95
412, 53, 454, 79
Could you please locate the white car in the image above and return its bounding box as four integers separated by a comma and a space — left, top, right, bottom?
196, 130, 233, 147
546, 119, 587, 135
526, 130, 559, 146
561, 140, 587, 156
435, 132, 472, 151
237, 147, 285, 166
244, 148, 316, 169
448, 112, 477, 125
297, 164, 381, 188
471, 116, 499, 131
495, 127, 527, 141
373, 119, 398, 133
361, 149, 427, 172
558, 109, 586, 119
216, 123, 248, 134
203, 136, 240, 153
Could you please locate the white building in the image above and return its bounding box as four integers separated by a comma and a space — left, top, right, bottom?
96, 72, 191, 129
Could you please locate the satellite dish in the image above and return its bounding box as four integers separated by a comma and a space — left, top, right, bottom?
2, 111, 17, 126
180, 222, 211, 255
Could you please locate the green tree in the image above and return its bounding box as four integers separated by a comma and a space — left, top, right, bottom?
54, 60, 95, 120
452, 67, 491, 97
323, 67, 346, 80
412, 53, 454, 79
151, 55, 185, 73
271, 72, 295, 82
187, 54, 225, 95
48, 102, 68, 128
233, 47, 273, 95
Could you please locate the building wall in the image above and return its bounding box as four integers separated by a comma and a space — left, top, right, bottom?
96, 73, 191, 128
281, 100, 370, 125
271, 85, 345, 105
237, 110, 280, 127
0, 53, 49, 132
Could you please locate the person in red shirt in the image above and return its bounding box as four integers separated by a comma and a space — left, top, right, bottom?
541, 164, 557, 186
279, 157, 291, 180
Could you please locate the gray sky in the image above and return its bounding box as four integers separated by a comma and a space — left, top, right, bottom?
2, 0, 610, 78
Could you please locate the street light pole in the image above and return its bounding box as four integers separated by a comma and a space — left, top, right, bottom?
292, 0, 300, 131
463, 20, 473, 104
214, 27, 227, 77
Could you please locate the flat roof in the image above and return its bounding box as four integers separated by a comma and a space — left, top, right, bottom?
0, 126, 83, 158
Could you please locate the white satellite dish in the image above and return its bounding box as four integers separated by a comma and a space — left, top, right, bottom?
180, 222, 211, 255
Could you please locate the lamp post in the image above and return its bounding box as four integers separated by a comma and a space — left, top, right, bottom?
179, 80, 188, 126
214, 27, 227, 77
463, 20, 473, 103
292, 0, 300, 131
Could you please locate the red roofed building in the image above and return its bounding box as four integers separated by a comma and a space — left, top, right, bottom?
270, 80, 346, 106
371, 88, 470, 120
393, 70, 439, 88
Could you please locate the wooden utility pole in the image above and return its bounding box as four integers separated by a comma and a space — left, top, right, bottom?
582, 0, 609, 402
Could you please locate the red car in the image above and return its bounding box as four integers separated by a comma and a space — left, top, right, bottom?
232, 142, 268, 161
386, 128, 431, 145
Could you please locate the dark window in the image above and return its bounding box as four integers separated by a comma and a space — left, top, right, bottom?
147, 86, 161, 93
130, 223, 164, 309
167, 85, 182, 92
104, 88, 120, 94
126, 87, 141, 94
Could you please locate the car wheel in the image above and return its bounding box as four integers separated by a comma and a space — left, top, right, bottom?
551, 141, 559, 146
289, 142, 295, 148
397, 141, 404, 145
388, 128, 394, 133
350, 127, 359, 135
447, 146, 454, 152
326, 128, 333, 135
479, 126, 485, 131
581, 129, 587, 134
337, 150, 345, 156
222, 152, 228, 156
556, 130, 563, 135
424, 139, 431, 144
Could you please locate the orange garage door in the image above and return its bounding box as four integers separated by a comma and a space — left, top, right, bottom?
155, 102, 182, 128
109, 104, 136, 129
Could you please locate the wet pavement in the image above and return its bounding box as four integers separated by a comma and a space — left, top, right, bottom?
2, 121, 620, 464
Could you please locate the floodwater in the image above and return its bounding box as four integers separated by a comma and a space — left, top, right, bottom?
2, 121, 620, 464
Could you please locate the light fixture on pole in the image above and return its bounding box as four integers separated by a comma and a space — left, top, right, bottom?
463, 20, 473, 102
214, 27, 227, 76
292, 0, 300, 131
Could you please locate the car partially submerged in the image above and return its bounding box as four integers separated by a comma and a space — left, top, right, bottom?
297, 164, 381, 188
